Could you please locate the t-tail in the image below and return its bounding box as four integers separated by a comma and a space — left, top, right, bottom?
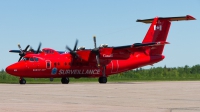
136, 15, 196, 55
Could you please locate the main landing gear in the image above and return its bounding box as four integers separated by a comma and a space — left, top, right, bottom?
19, 78, 26, 84
61, 77, 69, 84
98, 77, 107, 83
98, 66, 107, 84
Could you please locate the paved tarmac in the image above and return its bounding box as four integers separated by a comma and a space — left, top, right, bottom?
0, 81, 200, 112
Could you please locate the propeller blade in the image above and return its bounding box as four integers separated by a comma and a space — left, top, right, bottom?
24, 45, 30, 52
66, 46, 73, 52
93, 36, 97, 48
66, 40, 79, 59
9, 50, 21, 53
73, 39, 78, 51
36, 42, 42, 54
96, 54, 100, 67
92, 36, 100, 67
18, 56, 23, 62
18, 44, 23, 53
92, 49, 101, 67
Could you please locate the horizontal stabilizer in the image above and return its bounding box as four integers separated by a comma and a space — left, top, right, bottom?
136, 15, 196, 24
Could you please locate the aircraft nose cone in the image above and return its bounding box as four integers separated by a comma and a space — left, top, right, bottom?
6, 64, 16, 75
6, 63, 24, 77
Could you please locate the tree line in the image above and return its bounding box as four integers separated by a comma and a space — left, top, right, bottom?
109, 64, 200, 80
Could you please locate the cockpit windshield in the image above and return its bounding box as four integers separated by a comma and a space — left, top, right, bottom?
43, 49, 54, 54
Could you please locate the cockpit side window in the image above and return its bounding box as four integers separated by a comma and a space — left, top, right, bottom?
24, 57, 39, 62
29, 57, 34, 62
34, 57, 39, 62
23, 57, 29, 61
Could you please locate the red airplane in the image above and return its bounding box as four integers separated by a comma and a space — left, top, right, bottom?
6, 15, 196, 84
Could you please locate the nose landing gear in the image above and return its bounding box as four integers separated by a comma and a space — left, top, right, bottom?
19, 78, 26, 84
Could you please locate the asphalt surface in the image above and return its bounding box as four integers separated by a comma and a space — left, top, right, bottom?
0, 81, 200, 112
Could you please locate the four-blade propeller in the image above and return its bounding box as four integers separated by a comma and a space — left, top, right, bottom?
65, 36, 101, 67
18, 44, 30, 62
92, 36, 101, 67
35, 42, 42, 54
66, 39, 79, 58
16, 43, 42, 62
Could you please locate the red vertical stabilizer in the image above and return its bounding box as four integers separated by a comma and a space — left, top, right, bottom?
136, 15, 196, 55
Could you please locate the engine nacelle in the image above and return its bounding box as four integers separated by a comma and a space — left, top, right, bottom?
100, 44, 108, 48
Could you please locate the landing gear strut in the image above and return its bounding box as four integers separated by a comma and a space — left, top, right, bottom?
19, 78, 26, 84
98, 66, 107, 83
61, 77, 69, 84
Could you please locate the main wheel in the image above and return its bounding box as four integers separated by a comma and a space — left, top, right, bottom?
61, 77, 69, 84
19, 78, 26, 84
98, 77, 107, 83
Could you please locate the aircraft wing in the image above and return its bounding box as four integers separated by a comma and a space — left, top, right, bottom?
114, 41, 169, 49
9, 50, 21, 53
10, 49, 65, 54
74, 41, 169, 66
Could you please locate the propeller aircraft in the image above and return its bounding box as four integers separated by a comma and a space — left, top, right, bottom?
6, 15, 196, 84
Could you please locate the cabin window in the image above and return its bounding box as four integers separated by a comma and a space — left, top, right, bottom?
54, 62, 57, 67
58, 62, 60, 66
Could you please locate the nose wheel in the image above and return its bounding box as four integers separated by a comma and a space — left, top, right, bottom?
61, 77, 69, 84
19, 78, 26, 84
